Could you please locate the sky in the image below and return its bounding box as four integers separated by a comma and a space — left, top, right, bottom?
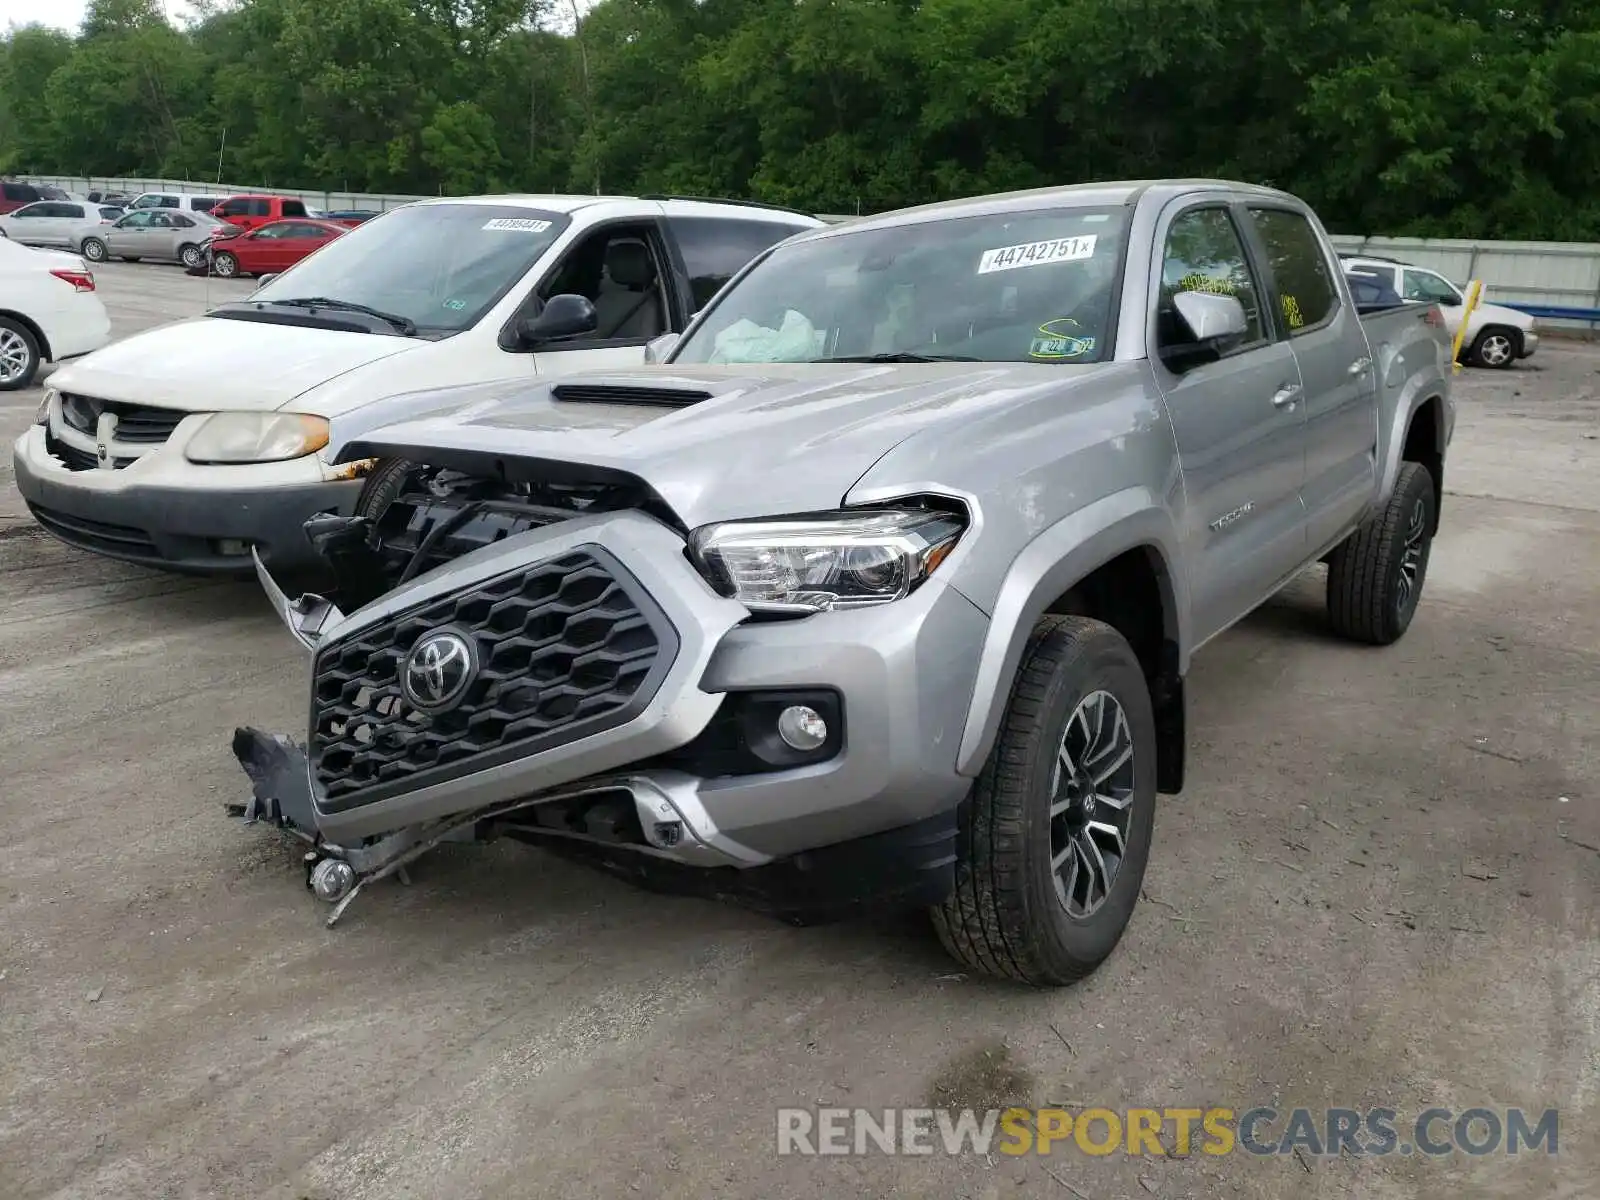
2, 0, 197, 34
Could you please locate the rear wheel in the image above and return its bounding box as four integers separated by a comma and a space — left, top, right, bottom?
80, 237, 107, 262
1326, 461, 1436, 645
0, 318, 42, 391
1470, 327, 1518, 369
932, 615, 1157, 986
179, 243, 204, 269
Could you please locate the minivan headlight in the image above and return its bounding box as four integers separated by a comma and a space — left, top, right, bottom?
185, 412, 329, 463
689, 508, 965, 613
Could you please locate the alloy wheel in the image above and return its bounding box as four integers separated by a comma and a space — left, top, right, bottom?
1048, 689, 1137, 919
1397, 496, 1429, 617
0, 328, 32, 384
1479, 334, 1512, 367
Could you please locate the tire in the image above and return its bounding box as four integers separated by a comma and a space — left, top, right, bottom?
932, 615, 1158, 986
0, 317, 42, 391
1469, 327, 1518, 369
179, 243, 204, 269
212, 251, 239, 278
80, 237, 107, 262
1326, 461, 1435, 646
354, 457, 420, 522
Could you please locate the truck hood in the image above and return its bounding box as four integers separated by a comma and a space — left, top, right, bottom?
330, 361, 1120, 526
47, 316, 417, 411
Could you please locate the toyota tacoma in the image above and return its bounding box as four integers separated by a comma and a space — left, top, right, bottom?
237, 179, 1453, 986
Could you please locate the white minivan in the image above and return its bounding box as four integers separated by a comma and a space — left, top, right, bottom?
12, 194, 822, 573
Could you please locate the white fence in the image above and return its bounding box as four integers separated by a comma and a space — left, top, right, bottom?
21, 175, 1600, 327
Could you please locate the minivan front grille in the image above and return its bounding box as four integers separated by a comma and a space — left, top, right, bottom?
59, 394, 187, 445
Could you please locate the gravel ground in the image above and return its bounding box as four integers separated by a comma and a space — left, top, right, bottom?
1, 264, 1597, 1199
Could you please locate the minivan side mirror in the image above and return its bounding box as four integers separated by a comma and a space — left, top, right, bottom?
643, 332, 680, 364
518, 293, 598, 346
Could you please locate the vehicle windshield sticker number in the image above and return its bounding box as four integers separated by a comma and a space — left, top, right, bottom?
443, 298, 467, 311
977, 235, 1098, 275
482, 218, 552, 233
1029, 317, 1096, 360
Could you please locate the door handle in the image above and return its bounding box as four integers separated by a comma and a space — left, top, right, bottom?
1272, 383, 1302, 409
1349, 355, 1373, 376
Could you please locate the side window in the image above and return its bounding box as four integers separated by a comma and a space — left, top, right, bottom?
148, 212, 174, 228
158, 196, 178, 208
1246, 207, 1338, 332
522, 222, 669, 347
13, 202, 47, 218
3, 183, 39, 201
117, 211, 151, 228
667, 216, 812, 309
98, 207, 123, 220
248, 199, 272, 217
282, 198, 307, 217
1402, 270, 1460, 305
1156, 207, 1265, 357
171, 214, 195, 228
215, 199, 247, 218
63, 204, 86, 219
189, 197, 217, 211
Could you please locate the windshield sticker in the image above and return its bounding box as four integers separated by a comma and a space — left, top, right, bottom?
1281, 294, 1305, 328
1177, 272, 1236, 297
482, 217, 552, 233
442, 298, 467, 311
978, 235, 1098, 275
1029, 318, 1095, 360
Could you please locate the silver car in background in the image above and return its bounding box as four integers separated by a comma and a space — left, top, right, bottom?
0, 199, 125, 248
71, 208, 238, 269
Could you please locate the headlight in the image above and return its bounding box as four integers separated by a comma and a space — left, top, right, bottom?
35, 387, 56, 426
185, 412, 329, 464
689, 507, 966, 613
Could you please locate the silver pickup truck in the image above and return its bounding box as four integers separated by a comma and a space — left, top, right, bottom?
239, 179, 1453, 987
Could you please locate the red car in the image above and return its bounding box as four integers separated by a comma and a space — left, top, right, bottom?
208, 218, 348, 279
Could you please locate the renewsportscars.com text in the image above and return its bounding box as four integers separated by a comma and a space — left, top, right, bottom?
776, 1106, 1559, 1158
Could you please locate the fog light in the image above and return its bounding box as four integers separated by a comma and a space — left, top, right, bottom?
777, 704, 828, 752
215, 538, 250, 556
308, 858, 356, 903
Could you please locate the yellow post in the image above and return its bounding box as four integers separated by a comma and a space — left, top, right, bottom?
1451, 279, 1484, 374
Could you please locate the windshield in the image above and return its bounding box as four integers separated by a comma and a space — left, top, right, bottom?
238, 203, 571, 334
672, 205, 1130, 365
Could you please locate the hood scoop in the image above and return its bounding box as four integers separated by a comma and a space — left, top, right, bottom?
551, 382, 713, 409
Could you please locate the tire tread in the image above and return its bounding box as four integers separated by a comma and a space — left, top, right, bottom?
1327, 461, 1431, 644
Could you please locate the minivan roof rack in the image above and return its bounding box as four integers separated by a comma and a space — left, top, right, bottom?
638, 194, 818, 219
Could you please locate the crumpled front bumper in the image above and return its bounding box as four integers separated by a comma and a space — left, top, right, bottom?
258, 507, 988, 872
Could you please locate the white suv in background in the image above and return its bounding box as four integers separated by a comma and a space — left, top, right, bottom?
1341, 254, 1538, 369
13, 193, 821, 574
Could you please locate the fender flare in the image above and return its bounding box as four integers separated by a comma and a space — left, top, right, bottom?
1378, 384, 1447, 509
953, 488, 1187, 777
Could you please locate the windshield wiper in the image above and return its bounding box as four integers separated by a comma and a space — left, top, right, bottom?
268, 297, 417, 336
807, 352, 981, 363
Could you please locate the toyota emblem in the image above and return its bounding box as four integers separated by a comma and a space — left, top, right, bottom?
401, 629, 477, 711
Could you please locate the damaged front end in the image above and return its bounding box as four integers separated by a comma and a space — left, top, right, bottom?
229, 458, 759, 924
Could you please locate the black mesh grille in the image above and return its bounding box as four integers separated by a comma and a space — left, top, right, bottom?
60, 394, 187, 444
310, 547, 675, 807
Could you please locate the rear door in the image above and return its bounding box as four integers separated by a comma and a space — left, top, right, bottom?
1243, 205, 1377, 554
1150, 200, 1309, 643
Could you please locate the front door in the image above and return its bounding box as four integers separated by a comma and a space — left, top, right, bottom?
1244, 205, 1379, 553
1150, 202, 1309, 644
108, 211, 153, 257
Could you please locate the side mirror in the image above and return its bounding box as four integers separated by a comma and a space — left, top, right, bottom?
1172, 291, 1249, 346
643, 332, 680, 364
518, 293, 598, 346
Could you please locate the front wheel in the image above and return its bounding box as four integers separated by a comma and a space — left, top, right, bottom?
932, 615, 1157, 986
80, 237, 107, 262
1470, 327, 1518, 369
1326, 461, 1436, 645
212, 251, 238, 278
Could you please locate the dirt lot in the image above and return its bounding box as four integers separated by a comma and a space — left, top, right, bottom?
1, 265, 1597, 1199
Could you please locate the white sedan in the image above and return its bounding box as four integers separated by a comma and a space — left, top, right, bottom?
0, 239, 112, 391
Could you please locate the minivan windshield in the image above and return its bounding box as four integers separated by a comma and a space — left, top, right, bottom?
671, 205, 1130, 366
243, 203, 571, 335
